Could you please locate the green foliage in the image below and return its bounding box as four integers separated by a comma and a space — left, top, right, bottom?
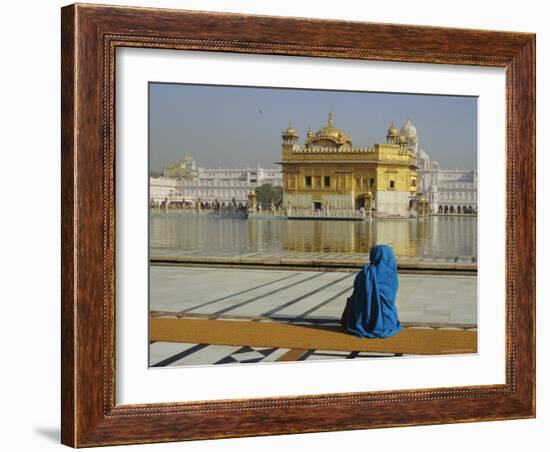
255, 183, 283, 208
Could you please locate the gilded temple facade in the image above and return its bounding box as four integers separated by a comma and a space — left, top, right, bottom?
278, 113, 418, 217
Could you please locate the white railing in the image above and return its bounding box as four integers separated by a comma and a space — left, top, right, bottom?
248, 209, 285, 217
286, 208, 368, 219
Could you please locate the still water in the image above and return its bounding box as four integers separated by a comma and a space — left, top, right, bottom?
150, 214, 477, 259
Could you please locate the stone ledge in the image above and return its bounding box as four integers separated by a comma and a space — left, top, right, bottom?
150, 255, 477, 274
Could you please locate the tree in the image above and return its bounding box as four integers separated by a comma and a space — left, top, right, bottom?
255, 183, 283, 208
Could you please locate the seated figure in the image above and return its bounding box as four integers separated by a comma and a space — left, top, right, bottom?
340, 244, 402, 338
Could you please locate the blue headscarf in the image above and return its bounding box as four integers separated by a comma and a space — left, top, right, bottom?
340, 244, 402, 338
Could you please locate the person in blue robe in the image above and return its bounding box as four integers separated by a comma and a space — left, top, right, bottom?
340, 244, 402, 338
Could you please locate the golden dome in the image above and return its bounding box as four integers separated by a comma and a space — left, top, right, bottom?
387, 123, 399, 137
314, 113, 351, 143
317, 126, 340, 138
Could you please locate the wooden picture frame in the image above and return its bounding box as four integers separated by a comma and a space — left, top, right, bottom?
61, 3, 535, 447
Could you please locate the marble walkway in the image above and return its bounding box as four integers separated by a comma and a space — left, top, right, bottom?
149, 266, 477, 367
150, 247, 477, 268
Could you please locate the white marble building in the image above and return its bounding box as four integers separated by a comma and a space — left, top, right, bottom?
431, 169, 478, 214
150, 177, 179, 203
150, 165, 282, 207
400, 119, 477, 214
199, 167, 282, 186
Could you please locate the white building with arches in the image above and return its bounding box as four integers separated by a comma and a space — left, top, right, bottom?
150, 165, 282, 208
399, 119, 477, 215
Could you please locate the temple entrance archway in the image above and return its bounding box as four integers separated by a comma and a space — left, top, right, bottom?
355, 194, 372, 211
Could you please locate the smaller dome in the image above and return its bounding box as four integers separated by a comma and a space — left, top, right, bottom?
283, 125, 297, 136
400, 119, 418, 141
387, 123, 399, 137
398, 134, 407, 144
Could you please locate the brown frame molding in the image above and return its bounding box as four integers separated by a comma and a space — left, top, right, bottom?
61, 3, 535, 447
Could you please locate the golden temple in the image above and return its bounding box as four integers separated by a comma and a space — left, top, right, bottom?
278, 113, 418, 217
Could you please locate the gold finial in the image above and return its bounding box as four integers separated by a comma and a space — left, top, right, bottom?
283, 123, 296, 136
328, 112, 334, 125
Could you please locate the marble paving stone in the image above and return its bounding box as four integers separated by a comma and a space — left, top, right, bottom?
260, 347, 291, 362
230, 350, 269, 362
188, 272, 308, 315
225, 273, 344, 317
274, 275, 355, 317
149, 342, 198, 366
150, 267, 477, 325
169, 344, 242, 367
152, 342, 294, 366
302, 350, 351, 361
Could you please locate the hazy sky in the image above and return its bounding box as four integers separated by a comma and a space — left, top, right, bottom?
149, 83, 477, 172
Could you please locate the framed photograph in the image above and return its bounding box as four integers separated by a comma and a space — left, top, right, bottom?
61, 3, 535, 447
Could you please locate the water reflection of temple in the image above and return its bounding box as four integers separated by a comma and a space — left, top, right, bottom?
247, 217, 476, 258
275, 220, 428, 257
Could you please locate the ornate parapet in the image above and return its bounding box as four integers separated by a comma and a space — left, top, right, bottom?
292, 146, 375, 154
